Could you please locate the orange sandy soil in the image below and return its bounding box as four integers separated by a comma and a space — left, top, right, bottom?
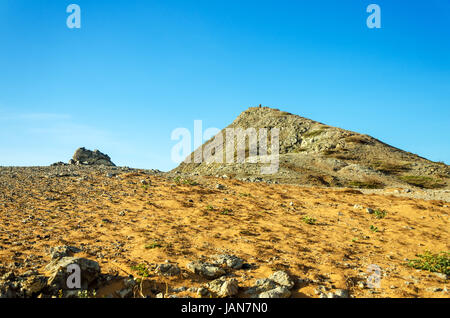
0, 170, 448, 298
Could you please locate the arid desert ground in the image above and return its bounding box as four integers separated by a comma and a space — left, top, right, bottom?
0, 165, 448, 298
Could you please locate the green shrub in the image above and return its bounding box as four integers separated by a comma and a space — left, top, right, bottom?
131, 263, 151, 277
407, 251, 449, 275
145, 241, 163, 249
220, 209, 233, 215
302, 216, 316, 225
373, 209, 387, 219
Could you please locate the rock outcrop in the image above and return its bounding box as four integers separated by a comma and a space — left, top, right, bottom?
69, 147, 115, 166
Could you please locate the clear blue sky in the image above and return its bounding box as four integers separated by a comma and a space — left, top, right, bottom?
0, 0, 449, 170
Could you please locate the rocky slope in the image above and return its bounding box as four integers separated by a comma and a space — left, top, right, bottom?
172, 107, 449, 190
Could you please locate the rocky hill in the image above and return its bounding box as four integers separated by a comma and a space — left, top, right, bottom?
172, 107, 449, 190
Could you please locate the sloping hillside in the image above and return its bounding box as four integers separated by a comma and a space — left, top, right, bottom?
173, 107, 449, 189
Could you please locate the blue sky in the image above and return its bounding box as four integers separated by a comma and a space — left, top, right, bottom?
0, 0, 449, 170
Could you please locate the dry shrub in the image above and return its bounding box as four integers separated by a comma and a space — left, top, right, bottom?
347, 176, 384, 189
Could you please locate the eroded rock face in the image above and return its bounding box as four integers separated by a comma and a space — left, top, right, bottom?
70, 147, 115, 166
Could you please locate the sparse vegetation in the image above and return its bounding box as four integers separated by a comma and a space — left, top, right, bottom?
145, 241, 163, 249
76, 290, 97, 298
302, 216, 316, 225
174, 176, 199, 186
323, 149, 357, 161
345, 135, 373, 145
348, 178, 384, 189
399, 175, 446, 189
183, 179, 199, 186
370, 225, 379, 232
131, 263, 151, 277
370, 161, 411, 175
303, 128, 328, 138
220, 208, 233, 215
373, 209, 387, 219
407, 251, 450, 275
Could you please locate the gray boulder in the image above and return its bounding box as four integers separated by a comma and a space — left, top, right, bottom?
20, 275, 48, 297
214, 254, 244, 270
245, 278, 279, 295
269, 271, 294, 289
70, 147, 115, 166
187, 261, 225, 279
156, 263, 181, 276
206, 278, 239, 297
259, 286, 291, 298
326, 289, 350, 298
45, 257, 101, 291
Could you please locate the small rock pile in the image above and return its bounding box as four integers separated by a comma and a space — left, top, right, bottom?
245, 271, 295, 298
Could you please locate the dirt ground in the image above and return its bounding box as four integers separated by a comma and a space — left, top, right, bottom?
0, 167, 448, 298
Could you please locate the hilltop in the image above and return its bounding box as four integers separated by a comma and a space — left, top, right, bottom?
172, 107, 449, 190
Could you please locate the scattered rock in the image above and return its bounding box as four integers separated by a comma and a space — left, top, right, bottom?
269, 271, 294, 289
427, 287, 443, 292
366, 208, 374, 214
215, 184, 226, 190
117, 288, 133, 298
187, 261, 225, 279
433, 273, 448, 280
250, 278, 278, 293
187, 287, 198, 293
172, 286, 187, 293
206, 278, 239, 297
197, 287, 209, 297
259, 286, 291, 298
123, 278, 137, 289
49, 246, 81, 260
326, 289, 349, 298
156, 263, 181, 276
214, 254, 244, 270
20, 275, 48, 297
